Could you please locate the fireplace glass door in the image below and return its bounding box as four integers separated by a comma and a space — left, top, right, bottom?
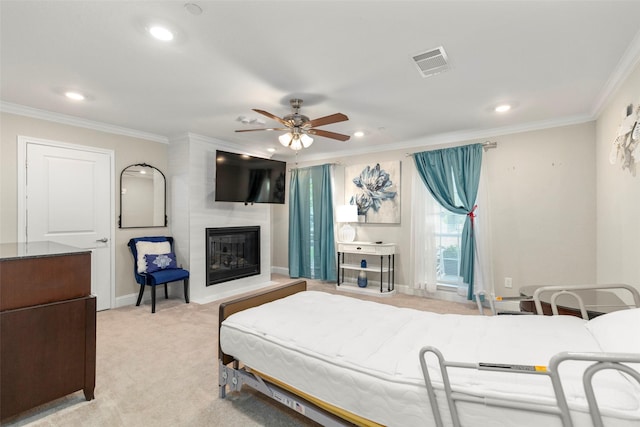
206, 226, 260, 285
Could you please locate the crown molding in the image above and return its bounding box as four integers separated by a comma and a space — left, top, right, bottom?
0, 101, 169, 144
288, 113, 594, 163
590, 28, 640, 118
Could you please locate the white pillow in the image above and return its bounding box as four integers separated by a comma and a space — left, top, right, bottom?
585, 308, 640, 353
136, 241, 171, 273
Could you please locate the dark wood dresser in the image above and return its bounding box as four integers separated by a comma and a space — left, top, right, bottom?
0, 242, 96, 420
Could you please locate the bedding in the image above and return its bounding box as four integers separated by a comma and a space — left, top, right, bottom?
220, 291, 640, 427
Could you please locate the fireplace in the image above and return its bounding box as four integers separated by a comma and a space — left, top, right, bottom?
206, 226, 260, 286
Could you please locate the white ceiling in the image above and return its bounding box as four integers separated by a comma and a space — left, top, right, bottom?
2, 1, 640, 161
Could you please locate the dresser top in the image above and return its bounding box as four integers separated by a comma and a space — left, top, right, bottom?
338, 241, 396, 247
0, 241, 89, 261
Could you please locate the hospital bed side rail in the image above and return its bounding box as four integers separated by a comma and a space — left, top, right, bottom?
532, 283, 640, 320
419, 346, 640, 427
481, 283, 640, 317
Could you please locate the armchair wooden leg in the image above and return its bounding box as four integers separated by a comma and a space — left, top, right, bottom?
151, 286, 156, 314
164, 283, 168, 299
184, 278, 190, 304
136, 285, 145, 306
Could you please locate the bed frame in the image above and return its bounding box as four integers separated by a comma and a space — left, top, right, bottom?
218, 281, 640, 427
218, 280, 370, 426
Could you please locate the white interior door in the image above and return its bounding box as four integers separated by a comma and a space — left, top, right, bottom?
18, 137, 114, 311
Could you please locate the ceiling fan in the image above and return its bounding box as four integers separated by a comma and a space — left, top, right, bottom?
235, 98, 350, 150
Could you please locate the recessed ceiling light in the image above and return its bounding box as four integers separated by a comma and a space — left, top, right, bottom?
495, 104, 511, 113
64, 91, 85, 101
267, 148, 276, 153
149, 25, 174, 41
353, 131, 365, 137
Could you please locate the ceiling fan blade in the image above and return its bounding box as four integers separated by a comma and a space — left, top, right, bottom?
252, 109, 290, 127
235, 128, 288, 133
307, 113, 349, 128
308, 129, 351, 141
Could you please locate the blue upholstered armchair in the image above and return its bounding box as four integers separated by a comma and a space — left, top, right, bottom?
127, 236, 189, 313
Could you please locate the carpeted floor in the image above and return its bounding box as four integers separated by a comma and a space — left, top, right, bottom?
2, 276, 479, 427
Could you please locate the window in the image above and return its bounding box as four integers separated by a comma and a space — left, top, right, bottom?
411, 172, 467, 295
411, 153, 492, 300
435, 206, 465, 286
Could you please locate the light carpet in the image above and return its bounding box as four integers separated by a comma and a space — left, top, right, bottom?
2, 277, 479, 427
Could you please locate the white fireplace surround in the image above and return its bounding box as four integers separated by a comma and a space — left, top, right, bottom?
168, 133, 277, 304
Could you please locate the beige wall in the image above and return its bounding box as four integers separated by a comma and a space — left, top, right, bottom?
0, 112, 169, 300
487, 123, 596, 295
596, 62, 640, 292
271, 121, 597, 296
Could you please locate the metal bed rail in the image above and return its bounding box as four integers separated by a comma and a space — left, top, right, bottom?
533, 283, 640, 320
479, 283, 640, 317
419, 346, 640, 427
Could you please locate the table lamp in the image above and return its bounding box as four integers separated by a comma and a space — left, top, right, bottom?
336, 204, 358, 242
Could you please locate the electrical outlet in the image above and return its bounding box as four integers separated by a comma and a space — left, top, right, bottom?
504, 277, 513, 288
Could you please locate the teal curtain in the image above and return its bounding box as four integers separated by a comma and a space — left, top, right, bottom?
288, 164, 336, 281
413, 144, 483, 299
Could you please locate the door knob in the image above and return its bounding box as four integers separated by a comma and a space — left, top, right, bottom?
96, 237, 108, 243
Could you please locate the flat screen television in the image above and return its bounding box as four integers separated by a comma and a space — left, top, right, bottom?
215, 150, 286, 204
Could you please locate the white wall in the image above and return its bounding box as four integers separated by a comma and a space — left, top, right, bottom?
596, 61, 640, 293
271, 122, 597, 297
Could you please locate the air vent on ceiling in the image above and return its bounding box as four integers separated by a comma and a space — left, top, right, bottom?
412, 46, 449, 78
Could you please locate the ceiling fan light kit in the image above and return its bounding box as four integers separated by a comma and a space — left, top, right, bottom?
236, 98, 350, 151
279, 132, 313, 150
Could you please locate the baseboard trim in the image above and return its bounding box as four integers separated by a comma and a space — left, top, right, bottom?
115, 293, 138, 308
271, 266, 289, 276
114, 286, 185, 308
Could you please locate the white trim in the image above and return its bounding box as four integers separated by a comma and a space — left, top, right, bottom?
116, 292, 140, 308
591, 27, 640, 118
286, 113, 594, 163
17, 136, 117, 310
2, 101, 168, 144
271, 266, 289, 276
115, 287, 189, 308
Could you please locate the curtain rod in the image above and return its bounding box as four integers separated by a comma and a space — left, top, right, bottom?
288, 161, 341, 172
405, 140, 498, 157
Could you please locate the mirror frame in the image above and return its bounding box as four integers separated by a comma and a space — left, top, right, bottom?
119, 163, 168, 228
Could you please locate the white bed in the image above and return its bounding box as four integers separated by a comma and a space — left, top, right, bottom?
219, 286, 640, 427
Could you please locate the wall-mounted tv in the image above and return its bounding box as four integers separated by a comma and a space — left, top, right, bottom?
215, 150, 286, 204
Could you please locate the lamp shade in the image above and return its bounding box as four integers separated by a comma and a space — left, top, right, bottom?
300, 133, 314, 148
279, 133, 292, 147
290, 136, 303, 151
336, 204, 358, 223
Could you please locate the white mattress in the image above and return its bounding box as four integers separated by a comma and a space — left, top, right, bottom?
220, 291, 640, 427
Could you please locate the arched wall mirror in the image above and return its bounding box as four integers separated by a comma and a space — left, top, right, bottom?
119, 163, 167, 228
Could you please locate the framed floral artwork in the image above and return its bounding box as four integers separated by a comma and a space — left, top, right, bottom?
345, 161, 401, 224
